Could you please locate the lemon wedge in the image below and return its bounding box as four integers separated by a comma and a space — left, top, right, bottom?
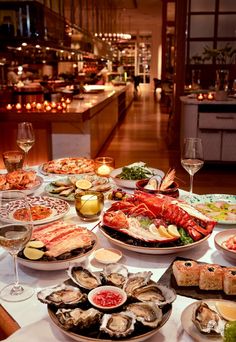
149, 224, 170, 240
158, 225, 174, 238
76, 179, 92, 190
23, 247, 44, 260
167, 225, 180, 238
215, 301, 236, 321
26, 240, 45, 249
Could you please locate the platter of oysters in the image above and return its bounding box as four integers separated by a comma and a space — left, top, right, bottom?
181, 299, 236, 341
37, 263, 175, 341
44, 174, 112, 201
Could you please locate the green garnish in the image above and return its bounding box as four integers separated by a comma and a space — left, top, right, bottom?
117, 165, 154, 180
224, 321, 236, 342
179, 228, 194, 245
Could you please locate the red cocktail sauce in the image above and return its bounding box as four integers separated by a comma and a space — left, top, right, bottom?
92, 289, 123, 308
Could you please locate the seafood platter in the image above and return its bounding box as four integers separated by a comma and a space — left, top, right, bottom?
109, 162, 165, 189
181, 299, 236, 341
37, 262, 175, 341
0, 170, 43, 195
100, 191, 216, 254
44, 174, 112, 201
17, 220, 97, 270
214, 229, 236, 261
158, 257, 236, 301
0, 196, 70, 225
39, 157, 95, 175
187, 194, 236, 224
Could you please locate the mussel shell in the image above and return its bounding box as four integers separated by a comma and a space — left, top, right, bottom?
37, 284, 87, 307
67, 264, 101, 290
102, 263, 128, 288
56, 307, 102, 330
132, 283, 176, 306
126, 301, 163, 328
123, 271, 152, 296
100, 311, 136, 337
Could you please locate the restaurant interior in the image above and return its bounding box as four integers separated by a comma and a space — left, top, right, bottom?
0, 1, 236, 341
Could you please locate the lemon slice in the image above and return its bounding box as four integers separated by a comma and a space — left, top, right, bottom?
26, 240, 45, 249
158, 225, 174, 238
167, 225, 180, 238
76, 179, 92, 190
215, 301, 236, 321
23, 247, 44, 260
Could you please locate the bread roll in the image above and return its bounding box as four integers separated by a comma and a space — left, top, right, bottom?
172, 260, 200, 286
199, 264, 223, 290
223, 267, 236, 295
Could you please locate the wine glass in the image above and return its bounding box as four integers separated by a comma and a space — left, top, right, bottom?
16, 122, 35, 169
181, 137, 204, 194
0, 191, 34, 302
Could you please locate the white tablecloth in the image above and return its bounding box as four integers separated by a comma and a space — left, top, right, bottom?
0, 173, 235, 341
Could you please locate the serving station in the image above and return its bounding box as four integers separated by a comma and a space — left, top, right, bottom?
0, 83, 133, 168
0, 161, 236, 342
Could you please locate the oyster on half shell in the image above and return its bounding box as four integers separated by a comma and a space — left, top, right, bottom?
126, 302, 163, 328
100, 311, 136, 338
68, 265, 101, 290
123, 271, 152, 296
56, 307, 102, 330
132, 283, 176, 306
102, 263, 128, 288
37, 284, 87, 307
192, 302, 225, 335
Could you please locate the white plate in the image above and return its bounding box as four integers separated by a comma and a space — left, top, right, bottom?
99, 225, 211, 255
17, 231, 97, 271
110, 167, 165, 189
39, 157, 95, 176
181, 299, 231, 342
214, 229, 236, 261
0, 196, 70, 225
0, 175, 43, 195
187, 194, 236, 224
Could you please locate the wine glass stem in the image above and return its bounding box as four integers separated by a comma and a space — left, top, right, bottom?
11, 254, 23, 295
24, 152, 29, 170
189, 174, 193, 194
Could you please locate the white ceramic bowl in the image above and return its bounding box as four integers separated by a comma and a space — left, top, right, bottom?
214, 229, 236, 261
88, 285, 127, 311
110, 167, 164, 189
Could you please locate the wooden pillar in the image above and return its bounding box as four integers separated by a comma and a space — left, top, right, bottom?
168, 0, 187, 148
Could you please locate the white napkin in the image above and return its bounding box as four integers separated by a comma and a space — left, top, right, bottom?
4, 318, 66, 342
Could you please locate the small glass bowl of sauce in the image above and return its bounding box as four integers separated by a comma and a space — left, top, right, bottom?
93, 248, 123, 264
88, 285, 127, 311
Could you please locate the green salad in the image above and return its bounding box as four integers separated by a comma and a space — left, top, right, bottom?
117, 165, 154, 180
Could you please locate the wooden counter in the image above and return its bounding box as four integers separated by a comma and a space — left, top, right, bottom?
180, 96, 236, 162
0, 83, 134, 168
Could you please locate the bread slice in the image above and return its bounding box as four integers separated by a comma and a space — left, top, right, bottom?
199, 264, 223, 290
223, 267, 236, 295
172, 260, 200, 286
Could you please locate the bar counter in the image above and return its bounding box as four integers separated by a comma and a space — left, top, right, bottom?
0, 83, 133, 168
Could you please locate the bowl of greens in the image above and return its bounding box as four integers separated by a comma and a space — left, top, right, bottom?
110, 163, 164, 189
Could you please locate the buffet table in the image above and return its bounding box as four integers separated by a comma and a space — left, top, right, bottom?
0, 171, 235, 342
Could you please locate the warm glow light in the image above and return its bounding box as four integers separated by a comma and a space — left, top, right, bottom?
6, 104, 12, 110
25, 103, 31, 110
16, 103, 21, 110
207, 92, 214, 100
197, 93, 204, 101
36, 103, 42, 110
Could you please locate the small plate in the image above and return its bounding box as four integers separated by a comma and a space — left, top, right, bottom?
214, 229, 236, 261
0, 196, 70, 225
187, 194, 236, 224
0, 175, 43, 195
110, 167, 164, 189
93, 248, 123, 264
181, 299, 232, 342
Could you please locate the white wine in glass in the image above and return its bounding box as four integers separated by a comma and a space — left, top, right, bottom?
0, 191, 34, 302
181, 137, 204, 194
17, 122, 35, 169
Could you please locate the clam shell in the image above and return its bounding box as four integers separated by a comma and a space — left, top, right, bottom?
132, 283, 176, 306
126, 301, 163, 328
102, 263, 128, 288
100, 311, 136, 337
37, 284, 87, 307
123, 271, 152, 296
67, 264, 101, 290
56, 307, 102, 330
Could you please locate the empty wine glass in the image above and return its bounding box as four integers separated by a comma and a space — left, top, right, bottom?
16, 122, 35, 169
181, 137, 204, 194
0, 191, 34, 302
